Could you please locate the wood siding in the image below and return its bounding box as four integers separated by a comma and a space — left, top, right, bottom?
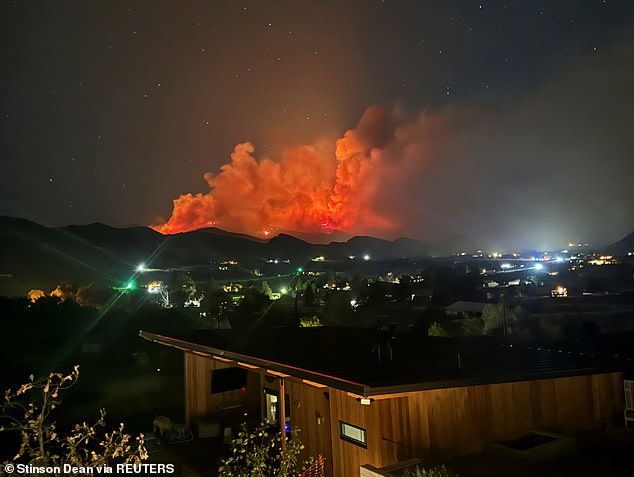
183, 352, 261, 425
184, 352, 623, 477
184, 353, 335, 475
287, 380, 334, 477
328, 372, 624, 477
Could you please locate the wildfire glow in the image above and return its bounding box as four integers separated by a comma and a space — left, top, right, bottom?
153, 105, 445, 238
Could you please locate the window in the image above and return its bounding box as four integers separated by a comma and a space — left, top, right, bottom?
339, 421, 367, 448
263, 389, 291, 429
210, 367, 248, 394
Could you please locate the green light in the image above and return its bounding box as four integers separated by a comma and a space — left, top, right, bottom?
113, 280, 136, 292
297, 267, 303, 273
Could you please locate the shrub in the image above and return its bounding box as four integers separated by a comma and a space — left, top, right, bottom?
300, 316, 322, 327
0, 366, 147, 469
403, 464, 455, 477
428, 321, 448, 337
219, 423, 318, 477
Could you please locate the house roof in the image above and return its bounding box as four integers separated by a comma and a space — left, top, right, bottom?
139, 327, 632, 398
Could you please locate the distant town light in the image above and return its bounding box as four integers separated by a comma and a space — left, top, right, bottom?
147, 281, 163, 294
551, 286, 568, 298
500, 263, 512, 269
534, 263, 543, 271
363, 254, 371, 261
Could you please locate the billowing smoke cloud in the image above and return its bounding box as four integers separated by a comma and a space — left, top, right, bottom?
154, 30, 634, 252
153, 105, 450, 239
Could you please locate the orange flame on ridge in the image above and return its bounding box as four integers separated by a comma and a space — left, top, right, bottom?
153, 106, 420, 238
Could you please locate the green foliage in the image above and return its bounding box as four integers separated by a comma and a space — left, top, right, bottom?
481, 303, 518, 335
171, 273, 197, 307
240, 287, 271, 313
219, 423, 316, 477
75, 283, 115, 309
461, 317, 484, 336
300, 316, 322, 327
428, 321, 448, 337
262, 281, 274, 299
403, 464, 455, 477
0, 366, 147, 469
302, 280, 316, 307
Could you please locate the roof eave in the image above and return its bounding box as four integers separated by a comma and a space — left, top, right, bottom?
138, 330, 368, 395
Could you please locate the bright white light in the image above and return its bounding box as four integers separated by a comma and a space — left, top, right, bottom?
136, 263, 146, 272
280, 288, 287, 294
350, 299, 357, 307
500, 263, 512, 269
534, 263, 543, 270
363, 254, 370, 261
555, 257, 564, 263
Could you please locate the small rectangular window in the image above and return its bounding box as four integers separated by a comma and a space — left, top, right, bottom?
339, 421, 367, 448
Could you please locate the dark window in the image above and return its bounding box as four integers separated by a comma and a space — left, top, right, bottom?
210, 367, 247, 394
339, 421, 367, 448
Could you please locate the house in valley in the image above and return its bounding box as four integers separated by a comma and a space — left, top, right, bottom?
139, 327, 629, 476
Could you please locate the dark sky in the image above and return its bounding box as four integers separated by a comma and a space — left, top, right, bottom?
1, 1, 633, 251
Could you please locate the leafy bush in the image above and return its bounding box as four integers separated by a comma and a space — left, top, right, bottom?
0, 366, 147, 469
300, 316, 322, 327
403, 464, 455, 477
461, 317, 484, 336
219, 423, 317, 477
428, 321, 448, 337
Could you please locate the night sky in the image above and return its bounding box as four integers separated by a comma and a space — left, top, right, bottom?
1, 1, 633, 251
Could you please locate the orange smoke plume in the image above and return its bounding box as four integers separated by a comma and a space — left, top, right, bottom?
153, 105, 440, 239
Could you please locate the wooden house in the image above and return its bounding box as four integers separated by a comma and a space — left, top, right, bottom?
139, 328, 628, 476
